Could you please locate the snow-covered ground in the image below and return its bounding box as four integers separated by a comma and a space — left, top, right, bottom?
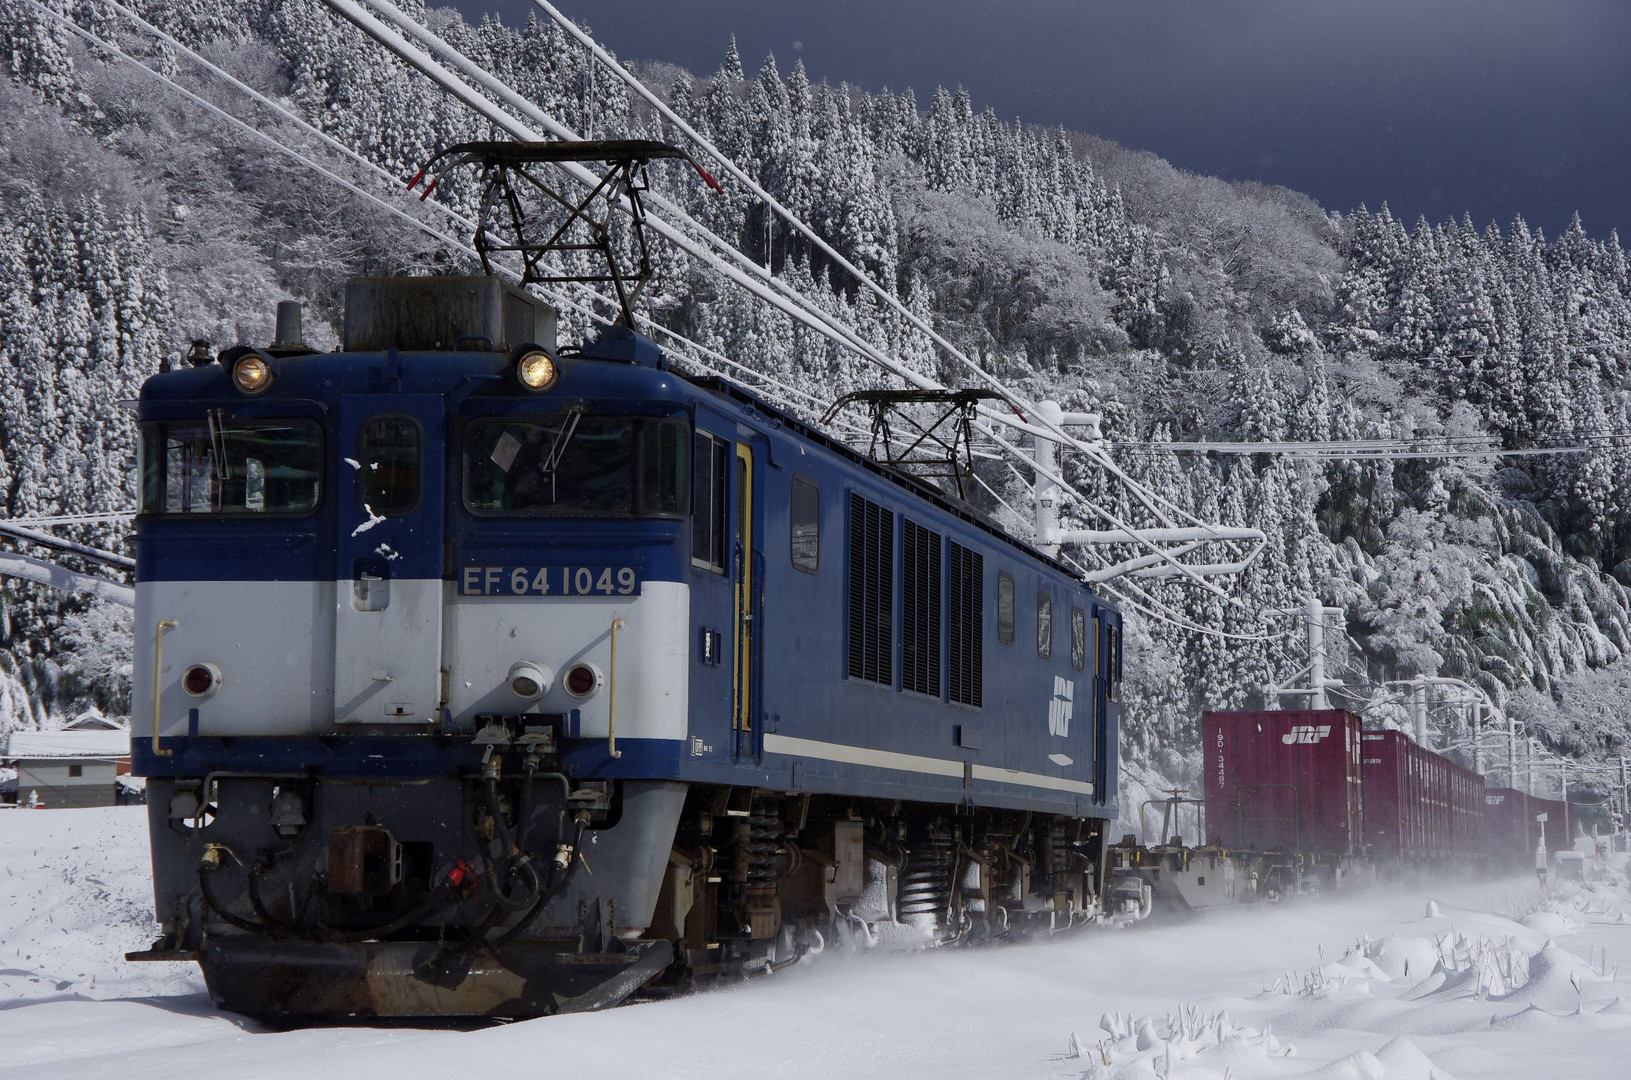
1, 807, 1628, 1080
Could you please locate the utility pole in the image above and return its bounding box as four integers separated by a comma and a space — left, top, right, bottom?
1508, 717, 1519, 789
1308, 595, 1329, 710
1266, 597, 1346, 710
1032, 401, 1063, 560
1471, 699, 1483, 774
1414, 683, 1429, 747
1029, 401, 1260, 577
1621, 756, 1629, 841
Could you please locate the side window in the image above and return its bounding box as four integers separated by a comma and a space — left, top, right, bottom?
358, 416, 421, 517
790, 476, 820, 573
1070, 606, 1085, 671
692, 431, 728, 572
1036, 591, 1053, 659
997, 572, 1015, 645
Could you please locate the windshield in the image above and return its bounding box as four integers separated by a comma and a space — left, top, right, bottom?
140, 416, 323, 516
466, 416, 687, 516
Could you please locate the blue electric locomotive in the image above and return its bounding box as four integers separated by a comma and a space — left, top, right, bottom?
128, 273, 1124, 1017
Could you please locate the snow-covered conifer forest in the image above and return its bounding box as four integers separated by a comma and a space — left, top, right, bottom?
3, 0, 1630, 805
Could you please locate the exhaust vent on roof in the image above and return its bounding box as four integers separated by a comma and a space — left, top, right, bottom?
343, 276, 557, 353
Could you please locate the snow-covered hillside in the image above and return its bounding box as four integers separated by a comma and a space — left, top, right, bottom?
2, 2, 1631, 797
1, 808, 1629, 1078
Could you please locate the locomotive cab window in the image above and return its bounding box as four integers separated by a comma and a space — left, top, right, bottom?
465, 416, 686, 517
1069, 606, 1086, 671
357, 416, 421, 516
790, 476, 820, 573
693, 431, 730, 572
997, 572, 1015, 645
139, 415, 322, 516
1036, 590, 1053, 659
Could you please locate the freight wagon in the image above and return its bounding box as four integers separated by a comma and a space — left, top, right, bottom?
1109, 708, 1569, 909
1109, 709, 1370, 907
1482, 787, 1572, 864
1202, 709, 1365, 871
1361, 729, 1484, 864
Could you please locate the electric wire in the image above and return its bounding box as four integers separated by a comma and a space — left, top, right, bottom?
59, 1, 845, 433
67, 0, 1293, 641
524, 0, 1264, 542
341, 0, 1261, 585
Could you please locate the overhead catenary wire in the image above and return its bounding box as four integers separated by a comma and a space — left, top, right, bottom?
46, 1, 849, 434
62, 0, 1270, 639
334, 0, 1274, 611
523, 0, 1249, 537
339, 0, 1262, 587
966, 469, 1289, 643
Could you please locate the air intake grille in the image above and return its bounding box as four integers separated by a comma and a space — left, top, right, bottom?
901, 519, 942, 697
847, 493, 894, 685
503, 291, 536, 349
948, 541, 983, 707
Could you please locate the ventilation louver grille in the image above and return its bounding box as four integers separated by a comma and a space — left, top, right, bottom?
847, 493, 894, 685
902, 519, 942, 697
948, 541, 983, 707
503, 291, 537, 349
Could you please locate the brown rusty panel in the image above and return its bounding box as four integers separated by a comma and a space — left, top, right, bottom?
327, 826, 402, 896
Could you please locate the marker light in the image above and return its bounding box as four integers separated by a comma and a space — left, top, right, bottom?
515, 349, 558, 392
564, 662, 601, 698
182, 663, 222, 698
507, 661, 553, 701
233, 354, 273, 395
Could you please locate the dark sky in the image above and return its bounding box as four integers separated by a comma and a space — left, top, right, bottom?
447, 0, 1631, 240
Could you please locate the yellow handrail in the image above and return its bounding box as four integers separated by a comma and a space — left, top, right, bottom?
608, 617, 625, 759
152, 620, 177, 756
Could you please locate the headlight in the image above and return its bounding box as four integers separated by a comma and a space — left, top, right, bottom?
233, 354, 273, 395
507, 661, 553, 701
515, 349, 558, 392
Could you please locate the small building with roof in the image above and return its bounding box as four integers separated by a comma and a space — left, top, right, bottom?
3, 728, 130, 808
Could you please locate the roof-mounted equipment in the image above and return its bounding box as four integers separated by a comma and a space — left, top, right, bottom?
821, 388, 1007, 501
408, 139, 721, 328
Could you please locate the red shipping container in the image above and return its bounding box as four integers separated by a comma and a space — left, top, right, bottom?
1361, 730, 1484, 858
1484, 787, 1573, 859
1203, 709, 1364, 854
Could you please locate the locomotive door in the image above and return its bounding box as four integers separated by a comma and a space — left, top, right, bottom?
332, 395, 446, 724
1094, 606, 1121, 807
732, 440, 763, 760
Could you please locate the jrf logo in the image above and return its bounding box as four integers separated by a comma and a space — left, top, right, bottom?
1281, 724, 1333, 745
